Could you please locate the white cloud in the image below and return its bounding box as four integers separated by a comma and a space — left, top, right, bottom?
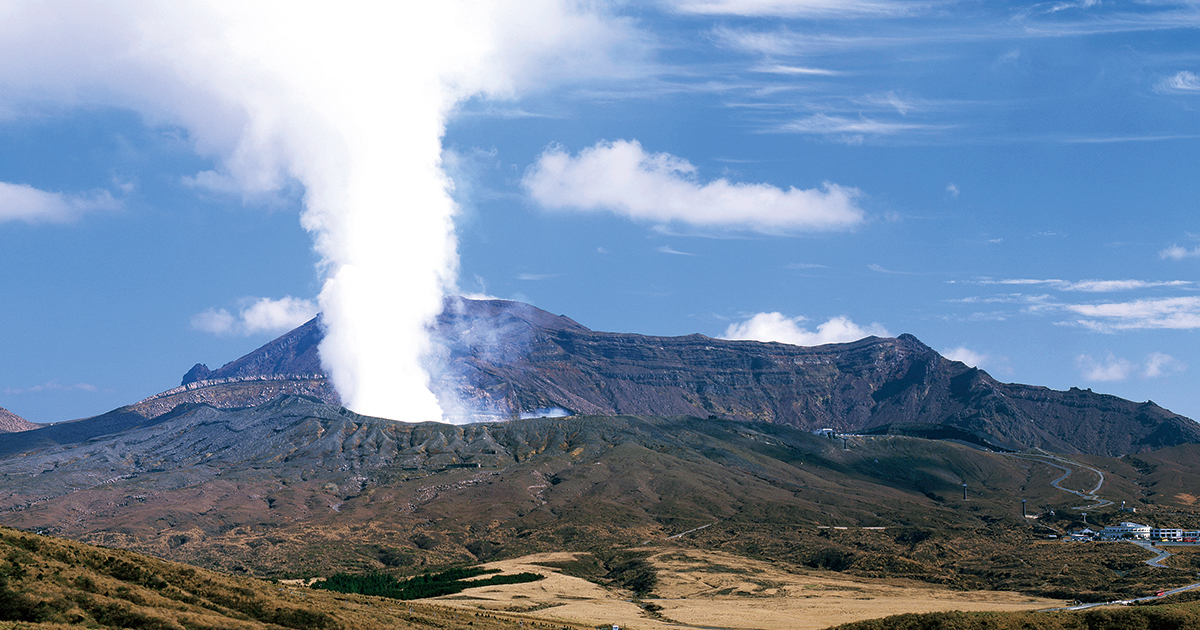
722, 312, 889, 346
1160, 244, 1200, 260
1066, 296, 1200, 331
1144, 352, 1186, 378
657, 245, 696, 256
192, 296, 318, 337
0, 182, 119, 224
943, 346, 987, 368
1075, 353, 1136, 381
1076, 352, 1186, 382
515, 273, 557, 280
665, 0, 915, 18
1156, 71, 1200, 94
945, 183, 960, 198
524, 139, 864, 233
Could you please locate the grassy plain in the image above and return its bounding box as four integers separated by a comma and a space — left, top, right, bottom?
431, 549, 1064, 630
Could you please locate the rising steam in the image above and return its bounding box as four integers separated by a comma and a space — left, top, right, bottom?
0, 2, 638, 422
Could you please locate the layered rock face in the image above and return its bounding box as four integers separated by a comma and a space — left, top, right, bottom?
153, 297, 1200, 457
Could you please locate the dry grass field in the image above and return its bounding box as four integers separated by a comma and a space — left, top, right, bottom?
431, 549, 1064, 630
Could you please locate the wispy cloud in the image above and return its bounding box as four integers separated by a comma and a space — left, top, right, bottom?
861, 90, 916, 115
946, 292, 1054, 306
657, 245, 697, 256
664, 0, 918, 18
1155, 70, 1200, 94
750, 64, 840, 76
868, 263, 918, 275
3, 381, 99, 395
192, 296, 318, 337
723, 312, 889, 346
0, 182, 120, 224
973, 278, 1190, 292
779, 113, 945, 138
1066, 296, 1200, 332
524, 139, 865, 233
516, 273, 559, 280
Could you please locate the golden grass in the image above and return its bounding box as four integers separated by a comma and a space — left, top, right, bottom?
430, 548, 1063, 630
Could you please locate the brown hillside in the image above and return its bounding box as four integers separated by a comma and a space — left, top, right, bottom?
0, 525, 578, 630
2, 398, 1197, 601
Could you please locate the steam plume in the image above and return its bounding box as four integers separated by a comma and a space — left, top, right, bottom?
0, 2, 637, 422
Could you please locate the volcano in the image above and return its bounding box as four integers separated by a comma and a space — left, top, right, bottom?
124, 297, 1200, 457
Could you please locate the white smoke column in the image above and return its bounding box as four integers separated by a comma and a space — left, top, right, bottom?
196, 3, 519, 422
0, 2, 637, 422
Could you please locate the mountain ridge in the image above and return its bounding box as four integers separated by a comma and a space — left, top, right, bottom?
155, 297, 1200, 457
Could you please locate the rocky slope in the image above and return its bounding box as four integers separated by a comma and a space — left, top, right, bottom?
156, 298, 1200, 457
0, 406, 37, 432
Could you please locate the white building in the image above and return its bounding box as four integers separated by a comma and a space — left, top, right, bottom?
1152, 528, 1183, 541
1099, 522, 1151, 540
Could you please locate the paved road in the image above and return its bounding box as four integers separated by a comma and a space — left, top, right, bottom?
666, 522, 717, 539
1132, 540, 1172, 568
1004, 450, 1112, 510
1042, 581, 1200, 612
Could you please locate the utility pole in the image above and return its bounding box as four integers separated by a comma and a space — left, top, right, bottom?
962, 483, 968, 500
843, 436, 848, 450
1022, 499, 1027, 518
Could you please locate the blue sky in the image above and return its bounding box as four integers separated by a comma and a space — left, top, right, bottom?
3, 1, 1200, 424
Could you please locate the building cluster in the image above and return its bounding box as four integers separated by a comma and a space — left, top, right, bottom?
1068, 522, 1199, 542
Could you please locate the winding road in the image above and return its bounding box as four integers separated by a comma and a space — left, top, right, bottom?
1004, 450, 1112, 511
1003, 449, 1200, 612
1132, 541, 1172, 568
